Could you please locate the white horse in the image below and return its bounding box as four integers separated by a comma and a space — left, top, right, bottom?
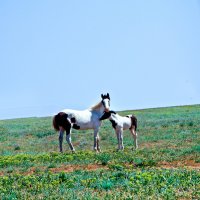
100, 111, 138, 150
53, 93, 110, 152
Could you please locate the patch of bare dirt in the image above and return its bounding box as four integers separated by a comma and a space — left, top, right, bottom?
0, 171, 4, 176
1, 161, 199, 176
141, 141, 165, 148
0, 164, 109, 176
49, 163, 108, 173
158, 160, 200, 169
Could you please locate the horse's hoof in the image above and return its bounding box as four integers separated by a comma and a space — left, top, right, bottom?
131, 147, 137, 151
116, 148, 120, 152
97, 149, 101, 153
94, 149, 100, 153
71, 149, 76, 153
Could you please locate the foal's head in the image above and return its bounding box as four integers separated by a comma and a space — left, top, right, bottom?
101, 93, 110, 112
99, 110, 116, 120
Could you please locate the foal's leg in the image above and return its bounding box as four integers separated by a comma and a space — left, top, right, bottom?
115, 130, 121, 150
116, 128, 124, 150
118, 129, 124, 150
59, 127, 64, 152
130, 128, 138, 149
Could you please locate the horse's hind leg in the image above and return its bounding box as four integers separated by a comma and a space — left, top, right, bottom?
66, 130, 75, 152
59, 127, 64, 152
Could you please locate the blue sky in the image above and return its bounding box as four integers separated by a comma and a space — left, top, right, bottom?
0, 0, 200, 119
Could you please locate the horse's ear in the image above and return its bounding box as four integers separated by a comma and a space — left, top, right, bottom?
107, 93, 110, 100
101, 94, 104, 99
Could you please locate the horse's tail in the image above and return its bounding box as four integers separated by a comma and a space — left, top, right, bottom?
131, 115, 137, 131
52, 112, 70, 131
53, 114, 60, 131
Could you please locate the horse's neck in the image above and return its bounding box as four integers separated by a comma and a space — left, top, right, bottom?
90, 102, 105, 114
96, 104, 105, 115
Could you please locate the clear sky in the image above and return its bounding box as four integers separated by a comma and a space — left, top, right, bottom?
0, 0, 200, 119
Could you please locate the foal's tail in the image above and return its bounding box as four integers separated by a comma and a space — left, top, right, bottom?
130, 115, 137, 131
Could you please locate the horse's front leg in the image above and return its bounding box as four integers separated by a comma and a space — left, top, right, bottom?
59, 127, 64, 152
93, 127, 101, 152
66, 129, 75, 152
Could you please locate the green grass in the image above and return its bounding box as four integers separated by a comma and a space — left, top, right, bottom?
0, 169, 199, 199
0, 104, 200, 199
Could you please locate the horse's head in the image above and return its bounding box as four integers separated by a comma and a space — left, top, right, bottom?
101, 93, 110, 112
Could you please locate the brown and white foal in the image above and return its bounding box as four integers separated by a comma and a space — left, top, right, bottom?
100, 111, 138, 150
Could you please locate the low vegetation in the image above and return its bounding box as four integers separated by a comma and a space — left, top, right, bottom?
0, 105, 200, 199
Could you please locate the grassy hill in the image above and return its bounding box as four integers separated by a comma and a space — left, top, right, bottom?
0, 105, 199, 199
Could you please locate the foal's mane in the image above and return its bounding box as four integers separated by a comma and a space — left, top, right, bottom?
89, 101, 102, 111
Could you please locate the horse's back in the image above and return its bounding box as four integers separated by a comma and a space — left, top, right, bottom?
121, 115, 132, 130
113, 114, 130, 130
61, 109, 98, 130
62, 109, 91, 120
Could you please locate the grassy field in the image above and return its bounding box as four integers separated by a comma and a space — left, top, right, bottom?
0, 105, 199, 199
